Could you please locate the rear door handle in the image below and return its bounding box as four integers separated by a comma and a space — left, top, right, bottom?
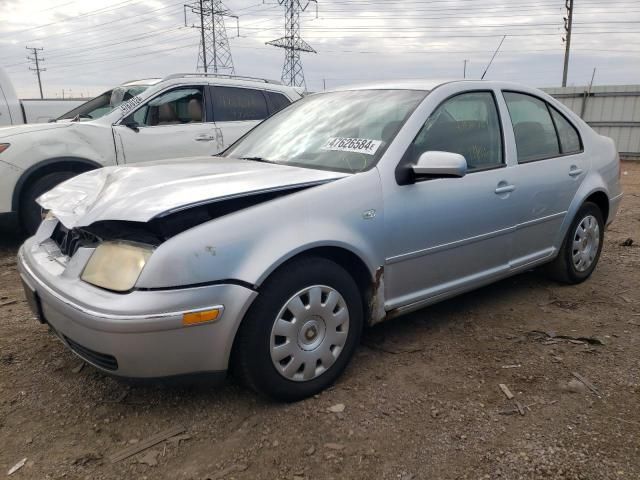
569, 166, 583, 177
194, 134, 216, 142
495, 184, 515, 194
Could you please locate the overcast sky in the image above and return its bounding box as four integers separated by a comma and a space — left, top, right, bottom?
1, 0, 639, 99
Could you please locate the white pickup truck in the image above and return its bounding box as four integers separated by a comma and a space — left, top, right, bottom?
0, 68, 83, 126
0, 73, 303, 233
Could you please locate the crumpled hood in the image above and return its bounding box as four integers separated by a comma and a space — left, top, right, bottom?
0, 121, 71, 139
38, 157, 349, 228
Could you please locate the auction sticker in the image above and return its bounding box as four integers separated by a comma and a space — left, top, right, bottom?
119, 96, 143, 115
321, 137, 382, 155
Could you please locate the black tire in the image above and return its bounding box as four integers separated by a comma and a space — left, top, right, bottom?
545, 201, 605, 284
20, 171, 77, 235
234, 256, 363, 402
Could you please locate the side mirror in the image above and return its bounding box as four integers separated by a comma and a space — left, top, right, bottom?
123, 120, 139, 132
411, 151, 467, 180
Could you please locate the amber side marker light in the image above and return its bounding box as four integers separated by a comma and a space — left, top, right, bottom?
182, 308, 222, 326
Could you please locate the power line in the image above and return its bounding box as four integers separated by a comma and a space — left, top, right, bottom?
0, 0, 143, 39
266, 0, 319, 88
26, 46, 45, 99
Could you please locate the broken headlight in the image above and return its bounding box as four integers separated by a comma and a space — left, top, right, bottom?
81, 241, 153, 292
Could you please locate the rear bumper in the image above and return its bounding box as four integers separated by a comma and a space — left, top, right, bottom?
18, 240, 258, 378
607, 192, 623, 226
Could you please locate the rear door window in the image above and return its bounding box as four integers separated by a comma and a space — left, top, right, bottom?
212, 86, 269, 121
503, 91, 560, 162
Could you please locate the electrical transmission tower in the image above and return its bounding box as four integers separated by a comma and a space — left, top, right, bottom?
562, 0, 574, 87
184, 0, 238, 74
266, 0, 318, 89
26, 46, 45, 99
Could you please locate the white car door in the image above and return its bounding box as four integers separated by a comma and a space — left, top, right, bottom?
113, 85, 223, 164
209, 85, 273, 149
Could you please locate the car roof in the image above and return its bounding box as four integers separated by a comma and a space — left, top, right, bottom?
328, 79, 559, 96
328, 79, 463, 92
121, 78, 162, 87
129, 73, 303, 97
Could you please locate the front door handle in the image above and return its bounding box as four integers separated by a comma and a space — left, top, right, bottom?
569, 166, 583, 177
194, 134, 216, 142
495, 184, 515, 195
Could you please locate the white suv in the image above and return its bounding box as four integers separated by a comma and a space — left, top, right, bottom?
0, 73, 303, 233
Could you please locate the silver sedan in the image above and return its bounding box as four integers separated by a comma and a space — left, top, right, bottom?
18, 80, 623, 401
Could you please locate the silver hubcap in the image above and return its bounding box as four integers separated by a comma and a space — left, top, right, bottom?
572, 214, 600, 272
270, 285, 349, 382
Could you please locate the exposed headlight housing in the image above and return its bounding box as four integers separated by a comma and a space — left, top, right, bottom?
81, 241, 153, 292
0, 143, 10, 154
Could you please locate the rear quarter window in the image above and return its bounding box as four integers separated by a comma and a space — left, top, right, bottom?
265, 91, 292, 115
550, 107, 582, 154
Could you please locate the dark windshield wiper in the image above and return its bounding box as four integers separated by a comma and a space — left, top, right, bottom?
240, 156, 278, 164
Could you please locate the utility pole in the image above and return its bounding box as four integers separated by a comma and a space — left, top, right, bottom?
198, 0, 207, 72
266, 0, 318, 89
463, 59, 468, 79
26, 46, 45, 99
184, 0, 239, 74
562, 0, 574, 87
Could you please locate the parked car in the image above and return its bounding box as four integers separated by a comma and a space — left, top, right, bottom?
0, 67, 84, 126
0, 73, 303, 233
18, 80, 622, 401
55, 78, 161, 122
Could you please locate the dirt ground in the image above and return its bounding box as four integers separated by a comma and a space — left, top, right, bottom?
0, 163, 638, 480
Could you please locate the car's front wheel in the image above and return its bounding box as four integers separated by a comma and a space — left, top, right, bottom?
20, 171, 77, 235
234, 256, 363, 401
545, 201, 605, 284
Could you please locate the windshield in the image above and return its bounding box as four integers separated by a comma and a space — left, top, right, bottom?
57, 84, 151, 121
223, 89, 427, 173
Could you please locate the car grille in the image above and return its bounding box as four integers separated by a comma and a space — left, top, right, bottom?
51, 223, 99, 258
64, 335, 118, 371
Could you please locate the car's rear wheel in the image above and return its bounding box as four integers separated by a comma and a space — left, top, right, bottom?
20, 171, 76, 235
545, 201, 605, 284
234, 256, 363, 401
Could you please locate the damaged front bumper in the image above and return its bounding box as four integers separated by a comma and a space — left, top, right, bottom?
18, 237, 258, 379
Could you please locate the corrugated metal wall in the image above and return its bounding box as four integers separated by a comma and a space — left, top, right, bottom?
543, 85, 640, 160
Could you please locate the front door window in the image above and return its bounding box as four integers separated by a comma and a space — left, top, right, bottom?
132, 87, 205, 126
411, 91, 504, 171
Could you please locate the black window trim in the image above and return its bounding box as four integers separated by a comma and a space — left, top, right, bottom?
502, 89, 584, 165
395, 88, 506, 185
210, 84, 270, 123
119, 84, 210, 128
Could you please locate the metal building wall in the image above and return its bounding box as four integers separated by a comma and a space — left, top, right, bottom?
543, 85, 640, 160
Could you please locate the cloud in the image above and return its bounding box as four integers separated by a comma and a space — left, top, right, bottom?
0, 0, 638, 98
